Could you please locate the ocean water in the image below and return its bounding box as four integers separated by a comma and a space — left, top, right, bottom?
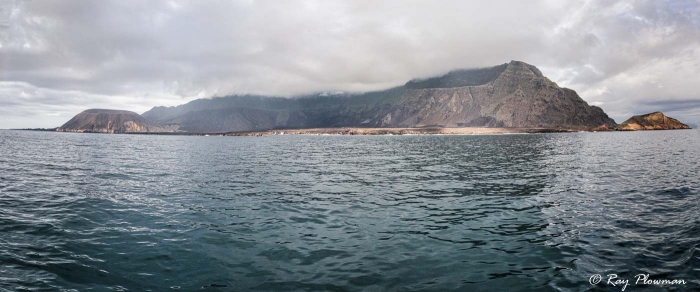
0, 129, 699, 291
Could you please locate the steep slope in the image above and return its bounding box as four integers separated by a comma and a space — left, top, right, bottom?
616, 112, 691, 131
57, 109, 177, 133
143, 61, 617, 132
369, 61, 615, 128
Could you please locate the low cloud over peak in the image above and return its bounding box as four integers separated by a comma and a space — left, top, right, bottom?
1, 0, 699, 128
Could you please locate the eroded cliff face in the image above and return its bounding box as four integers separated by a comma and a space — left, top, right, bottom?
616, 112, 691, 131
57, 109, 177, 133
141, 61, 617, 132
374, 61, 616, 128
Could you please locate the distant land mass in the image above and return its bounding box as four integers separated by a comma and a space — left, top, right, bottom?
57, 109, 177, 133
138, 61, 617, 133
56, 61, 699, 134
616, 112, 691, 131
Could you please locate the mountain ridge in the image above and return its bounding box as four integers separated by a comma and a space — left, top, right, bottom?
141, 60, 617, 132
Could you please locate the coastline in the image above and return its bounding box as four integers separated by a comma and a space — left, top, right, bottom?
18, 125, 696, 136
17, 127, 696, 137
144, 127, 582, 136
20, 126, 694, 136
15, 127, 583, 136
225, 127, 580, 136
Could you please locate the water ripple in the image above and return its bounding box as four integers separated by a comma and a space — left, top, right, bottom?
1, 130, 699, 291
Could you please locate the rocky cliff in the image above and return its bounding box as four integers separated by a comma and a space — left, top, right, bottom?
57, 109, 177, 133
616, 112, 691, 131
136, 60, 616, 132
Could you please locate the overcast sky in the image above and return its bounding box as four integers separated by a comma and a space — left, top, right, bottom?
1, 0, 699, 128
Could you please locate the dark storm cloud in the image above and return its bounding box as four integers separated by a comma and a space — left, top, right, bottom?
0, 0, 699, 128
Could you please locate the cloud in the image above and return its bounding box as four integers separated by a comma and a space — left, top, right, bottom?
0, 0, 699, 128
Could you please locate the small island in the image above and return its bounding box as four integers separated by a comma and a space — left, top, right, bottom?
616, 112, 691, 131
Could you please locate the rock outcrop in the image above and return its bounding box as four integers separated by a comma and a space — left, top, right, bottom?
590, 124, 610, 131
57, 109, 177, 133
616, 112, 691, 131
142, 61, 617, 133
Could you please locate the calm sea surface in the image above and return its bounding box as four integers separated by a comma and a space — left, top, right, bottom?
1, 129, 699, 291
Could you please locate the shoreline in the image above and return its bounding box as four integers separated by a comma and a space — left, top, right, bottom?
222, 127, 581, 136
99, 127, 587, 136
15, 127, 583, 136
16, 126, 693, 136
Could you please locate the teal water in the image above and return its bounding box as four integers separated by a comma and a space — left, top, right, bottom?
1, 130, 699, 291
